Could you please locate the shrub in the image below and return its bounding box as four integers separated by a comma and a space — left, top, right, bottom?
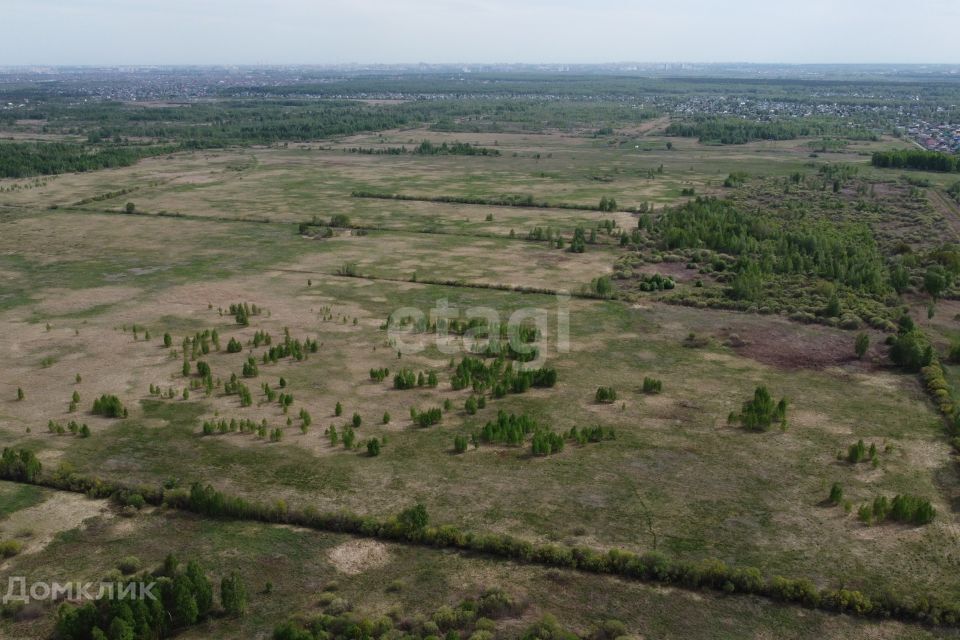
394, 369, 417, 389
531, 431, 565, 456
92, 394, 126, 418
889, 329, 933, 372
595, 387, 617, 403
367, 438, 381, 457
454, 435, 468, 453
0, 540, 23, 558
117, 556, 141, 574
828, 483, 843, 505
735, 386, 786, 431
855, 332, 870, 359
398, 503, 429, 532
642, 377, 662, 394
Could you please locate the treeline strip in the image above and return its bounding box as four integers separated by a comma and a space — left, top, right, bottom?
871, 149, 959, 173
325, 270, 613, 300
351, 190, 640, 213
1, 462, 959, 628
34, 203, 276, 226
0, 141, 182, 179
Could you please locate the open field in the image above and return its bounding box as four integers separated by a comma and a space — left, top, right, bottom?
2, 76, 960, 639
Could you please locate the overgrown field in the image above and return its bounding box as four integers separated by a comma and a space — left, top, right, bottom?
2, 91, 960, 639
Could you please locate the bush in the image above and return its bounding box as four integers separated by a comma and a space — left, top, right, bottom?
454, 435, 468, 453
117, 556, 141, 574
889, 329, 933, 372
595, 387, 617, 403
735, 386, 787, 431
92, 394, 126, 418
828, 483, 843, 505
642, 377, 662, 393
855, 332, 870, 359
0, 540, 22, 558
394, 369, 417, 389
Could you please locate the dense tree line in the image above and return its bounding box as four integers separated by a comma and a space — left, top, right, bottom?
667, 117, 875, 145
5, 463, 960, 627
871, 150, 959, 173
655, 197, 888, 295
414, 140, 500, 156
0, 141, 178, 178
351, 190, 619, 212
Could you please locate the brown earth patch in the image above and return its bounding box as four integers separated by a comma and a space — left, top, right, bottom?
717, 322, 859, 370
327, 539, 390, 575
0, 492, 111, 564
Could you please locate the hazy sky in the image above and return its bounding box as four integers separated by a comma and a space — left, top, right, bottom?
2, 0, 958, 66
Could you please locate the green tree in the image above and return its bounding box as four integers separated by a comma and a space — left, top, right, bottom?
854, 333, 870, 359
168, 574, 199, 628
186, 560, 213, 619
16, 387, 24, 401
367, 438, 381, 457
924, 266, 949, 300
107, 617, 134, 640
221, 571, 247, 617
335, 401, 343, 417
125, 202, 136, 214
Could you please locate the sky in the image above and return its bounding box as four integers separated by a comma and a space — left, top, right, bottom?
1, 0, 958, 66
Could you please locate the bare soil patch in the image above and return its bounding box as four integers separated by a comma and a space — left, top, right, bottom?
717, 322, 862, 370
327, 539, 390, 575
0, 492, 110, 562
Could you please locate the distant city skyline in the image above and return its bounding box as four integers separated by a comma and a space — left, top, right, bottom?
2, 0, 958, 66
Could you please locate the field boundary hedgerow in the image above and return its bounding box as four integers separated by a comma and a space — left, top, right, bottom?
1, 457, 959, 629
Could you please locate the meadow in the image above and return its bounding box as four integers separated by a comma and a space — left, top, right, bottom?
2, 85, 960, 639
